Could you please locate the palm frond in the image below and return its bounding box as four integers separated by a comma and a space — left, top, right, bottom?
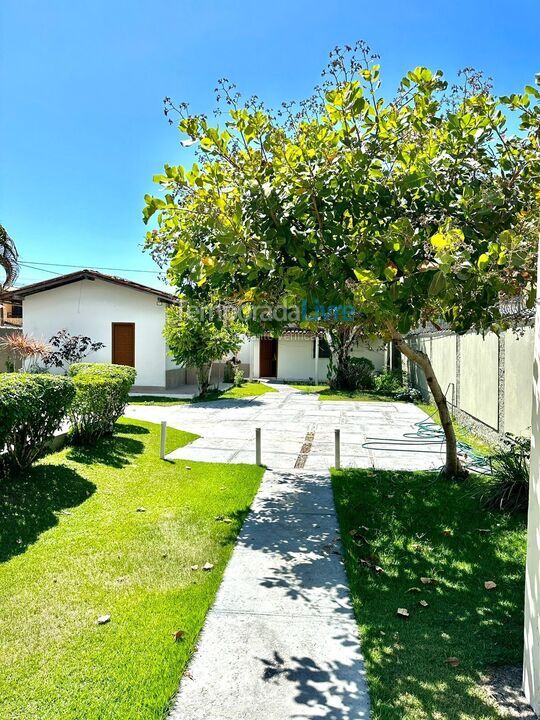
0, 225, 19, 289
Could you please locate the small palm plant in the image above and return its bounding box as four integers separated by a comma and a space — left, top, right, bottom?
0, 332, 50, 372
481, 434, 530, 513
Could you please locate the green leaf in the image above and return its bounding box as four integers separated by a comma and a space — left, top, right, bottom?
428, 271, 447, 296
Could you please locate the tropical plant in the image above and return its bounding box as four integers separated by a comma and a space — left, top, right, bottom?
144, 42, 539, 476
0, 225, 18, 290
0, 332, 50, 371
164, 305, 245, 395
481, 434, 530, 513
43, 329, 105, 370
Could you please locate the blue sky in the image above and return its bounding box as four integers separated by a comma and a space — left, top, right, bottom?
1, 0, 539, 289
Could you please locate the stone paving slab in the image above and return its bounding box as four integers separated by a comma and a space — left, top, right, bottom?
168, 468, 370, 720
127, 384, 446, 473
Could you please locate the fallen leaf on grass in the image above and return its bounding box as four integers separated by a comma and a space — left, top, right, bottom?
97, 615, 111, 625
419, 600, 429, 608
185, 466, 192, 471
477, 528, 491, 534
396, 608, 410, 619
173, 630, 186, 642
191, 565, 199, 571
407, 587, 422, 593
484, 581, 497, 591
442, 528, 453, 537
202, 562, 214, 571
420, 577, 436, 585
446, 657, 460, 667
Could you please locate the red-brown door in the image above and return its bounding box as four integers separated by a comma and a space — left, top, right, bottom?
112, 323, 135, 367
259, 338, 278, 377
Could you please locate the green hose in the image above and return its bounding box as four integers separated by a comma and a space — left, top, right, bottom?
362, 404, 492, 475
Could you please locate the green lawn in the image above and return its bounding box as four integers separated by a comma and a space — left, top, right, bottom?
417, 402, 495, 457
0, 418, 264, 720
290, 384, 397, 402
129, 382, 277, 406
332, 468, 527, 720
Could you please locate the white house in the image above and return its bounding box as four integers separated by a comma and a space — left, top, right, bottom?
3, 269, 385, 390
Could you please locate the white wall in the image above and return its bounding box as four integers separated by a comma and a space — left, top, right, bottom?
505, 328, 535, 436
240, 335, 385, 381
524, 256, 540, 715
23, 279, 169, 387
459, 332, 500, 430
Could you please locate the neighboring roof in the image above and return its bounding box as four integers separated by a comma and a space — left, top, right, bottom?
1, 269, 179, 304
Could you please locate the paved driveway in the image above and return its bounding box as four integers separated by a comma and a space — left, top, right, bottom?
125, 384, 446, 471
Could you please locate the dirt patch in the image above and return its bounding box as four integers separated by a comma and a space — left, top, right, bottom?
482, 666, 537, 719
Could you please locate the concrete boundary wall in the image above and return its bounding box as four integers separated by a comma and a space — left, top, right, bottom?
408, 327, 534, 441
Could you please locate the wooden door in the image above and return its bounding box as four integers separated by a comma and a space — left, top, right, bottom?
112, 323, 135, 367
259, 338, 278, 377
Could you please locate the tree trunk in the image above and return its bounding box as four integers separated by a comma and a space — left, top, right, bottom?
326, 325, 361, 390
197, 363, 212, 396
388, 326, 463, 478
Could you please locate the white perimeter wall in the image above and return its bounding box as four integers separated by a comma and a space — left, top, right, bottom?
524, 258, 540, 715
23, 279, 168, 387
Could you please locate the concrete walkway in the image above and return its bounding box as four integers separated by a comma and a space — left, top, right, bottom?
125, 386, 445, 718
126, 384, 445, 472
169, 468, 371, 720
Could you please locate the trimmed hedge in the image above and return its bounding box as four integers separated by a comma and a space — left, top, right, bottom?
68, 363, 136, 443
0, 373, 75, 477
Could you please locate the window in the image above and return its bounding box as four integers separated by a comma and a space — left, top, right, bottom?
313, 337, 331, 358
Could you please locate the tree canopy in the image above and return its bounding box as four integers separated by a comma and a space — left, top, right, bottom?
144, 42, 540, 474
164, 305, 245, 395
144, 43, 539, 340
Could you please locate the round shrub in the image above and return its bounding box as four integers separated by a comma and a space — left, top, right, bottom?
68, 363, 136, 444
0, 373, 75, 477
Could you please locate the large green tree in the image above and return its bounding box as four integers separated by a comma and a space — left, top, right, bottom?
144, 43, 539, 476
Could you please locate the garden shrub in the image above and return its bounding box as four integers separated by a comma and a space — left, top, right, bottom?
0, 373, 75, 477
480, 434, 530, 513
374, 369, 405, 396
68, 363, 136, 443
233, 367, 245, 387
328, 356, 375, 391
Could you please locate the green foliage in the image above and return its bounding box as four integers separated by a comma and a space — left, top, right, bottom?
0, 373, 75, 477
481, 434, 530, 513
68, 363, 136, 444
374, 369, 404, 395
164, 305, 245, 395
328, 355, 375, 391
145, 44, 538, 342
233, 367, 245, 387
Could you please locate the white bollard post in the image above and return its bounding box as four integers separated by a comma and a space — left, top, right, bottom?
335, 428, 341, 469
160, 420, 167, 460
256, 427, 262, 466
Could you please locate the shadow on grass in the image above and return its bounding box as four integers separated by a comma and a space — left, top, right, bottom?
0, 464, 95, 564
67, 426, 146, 468
331, 468, 527, 719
